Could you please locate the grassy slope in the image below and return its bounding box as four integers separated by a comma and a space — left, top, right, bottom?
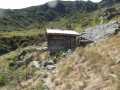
49, 35, 120, 90
1, 34, 120, 90
0, 29, 45, 38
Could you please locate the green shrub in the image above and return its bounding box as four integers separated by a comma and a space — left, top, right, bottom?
0, 75, 7, 86
0, 44, 8, 54
55, 50, 64, 58
9, 61, 16, 67
12, 43, 18, 50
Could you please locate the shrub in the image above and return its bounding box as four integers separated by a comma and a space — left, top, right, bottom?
9, 61, 16, 67
55, 50, 64, 58
0, 75, 7, 86
0, 44, 8, 54
12, 43, 18, 50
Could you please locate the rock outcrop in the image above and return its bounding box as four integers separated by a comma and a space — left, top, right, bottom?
43, 60, 55, 67
79, 21, 120, 45
100, 5, 120, 20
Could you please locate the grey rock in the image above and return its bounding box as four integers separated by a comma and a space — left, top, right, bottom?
81, 19, 93, 27
79, 21, 119, 45
16, 55, 33, 68
43, 60, 54, 67
35, 47, 48, 52
100, 7, 118, 20
62, 49, 72, 57
30, 61, 40, 68
62, 52, 68, 57
16, 61, 25, 68
81, 22, 89, 27
46, 65, 56, 70
67, 49, 72, 54
41, 47, 48, 52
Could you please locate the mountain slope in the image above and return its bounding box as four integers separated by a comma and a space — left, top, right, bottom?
99, 0, 120, 7
1, 0, 120, 31
0, 1, 98, 31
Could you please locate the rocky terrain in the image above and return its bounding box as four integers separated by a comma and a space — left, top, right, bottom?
100, 4, 120, 20
79, 21, 120, 45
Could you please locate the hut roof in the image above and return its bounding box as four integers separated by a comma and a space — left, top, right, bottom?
46, 29, 79, 36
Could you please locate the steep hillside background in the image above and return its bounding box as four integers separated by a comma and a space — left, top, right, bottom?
0, 0, 120, 31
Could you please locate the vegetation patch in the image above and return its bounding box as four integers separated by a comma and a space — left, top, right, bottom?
59, 66, 72, 74
0, 75, 7, 86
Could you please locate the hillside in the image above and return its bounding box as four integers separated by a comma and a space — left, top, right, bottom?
0, 33, 120, 90
0, 0, 120, 90
0, 0, 120, 31
0, 20, 120, 90
0, 0, 98, 31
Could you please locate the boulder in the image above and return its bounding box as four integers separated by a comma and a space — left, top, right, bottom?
30, 61, 40, 68
16, 55, 33, 68
16, 61, 25, 68
81, 19, 93, 28
62, 49, 72, 57
43, 60, 54, 67
67, 49, 72, 54
62, 52, 68, 57
46, 65, 56, 70
35, 47, 47, 52
79, 21, 119, 46
81, 22, 89, 27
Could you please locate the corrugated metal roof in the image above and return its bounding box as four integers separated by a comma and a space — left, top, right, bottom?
46, 29, 79, 36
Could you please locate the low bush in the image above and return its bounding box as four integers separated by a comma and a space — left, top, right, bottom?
9, 61, 16, 67
55, 50, 64, 58
0, 44, 8, 54
0, 75, 7, 86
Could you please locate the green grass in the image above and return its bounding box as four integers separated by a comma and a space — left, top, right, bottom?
59, 66, 72, 74
0, 29, 45, 38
